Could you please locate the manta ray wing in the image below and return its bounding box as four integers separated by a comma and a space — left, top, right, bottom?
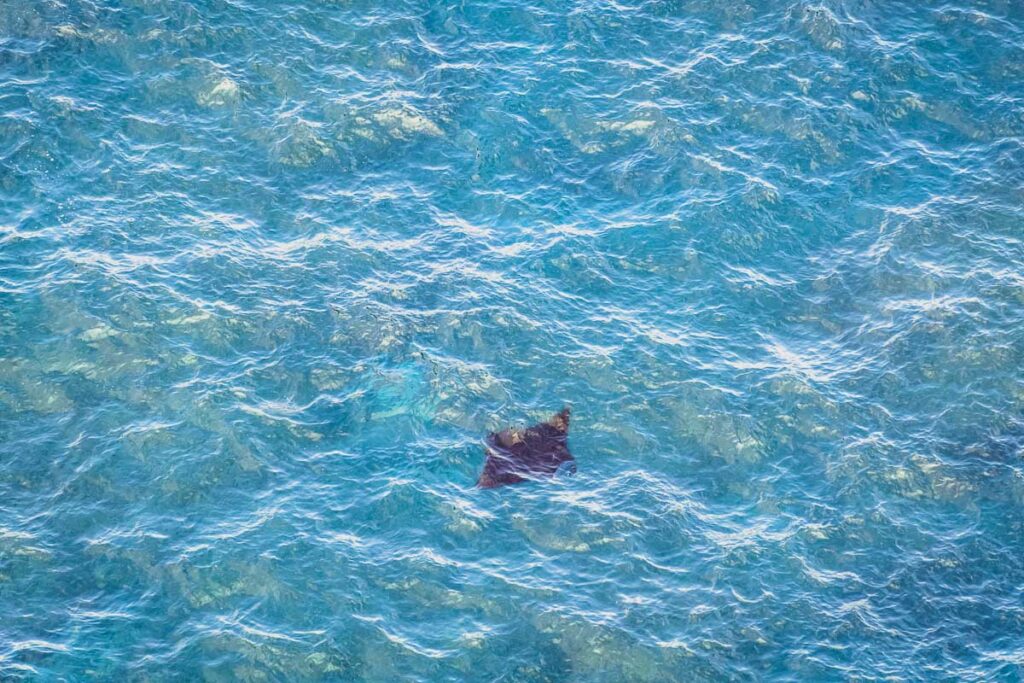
477, 407, 573, 489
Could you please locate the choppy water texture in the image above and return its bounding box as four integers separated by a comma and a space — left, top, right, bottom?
2, 0, 1024, 680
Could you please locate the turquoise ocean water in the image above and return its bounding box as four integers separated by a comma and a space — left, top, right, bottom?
2, 0, 1024, 680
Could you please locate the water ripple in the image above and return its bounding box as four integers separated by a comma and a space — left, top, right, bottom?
2, 0, 1024, 679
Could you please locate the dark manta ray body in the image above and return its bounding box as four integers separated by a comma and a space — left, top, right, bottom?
477, 408, 574, 489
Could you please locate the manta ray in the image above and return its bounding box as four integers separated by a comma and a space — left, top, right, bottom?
477, 407, 574, 489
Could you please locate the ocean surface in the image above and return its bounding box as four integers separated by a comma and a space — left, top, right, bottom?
2, 0, 1024, 680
